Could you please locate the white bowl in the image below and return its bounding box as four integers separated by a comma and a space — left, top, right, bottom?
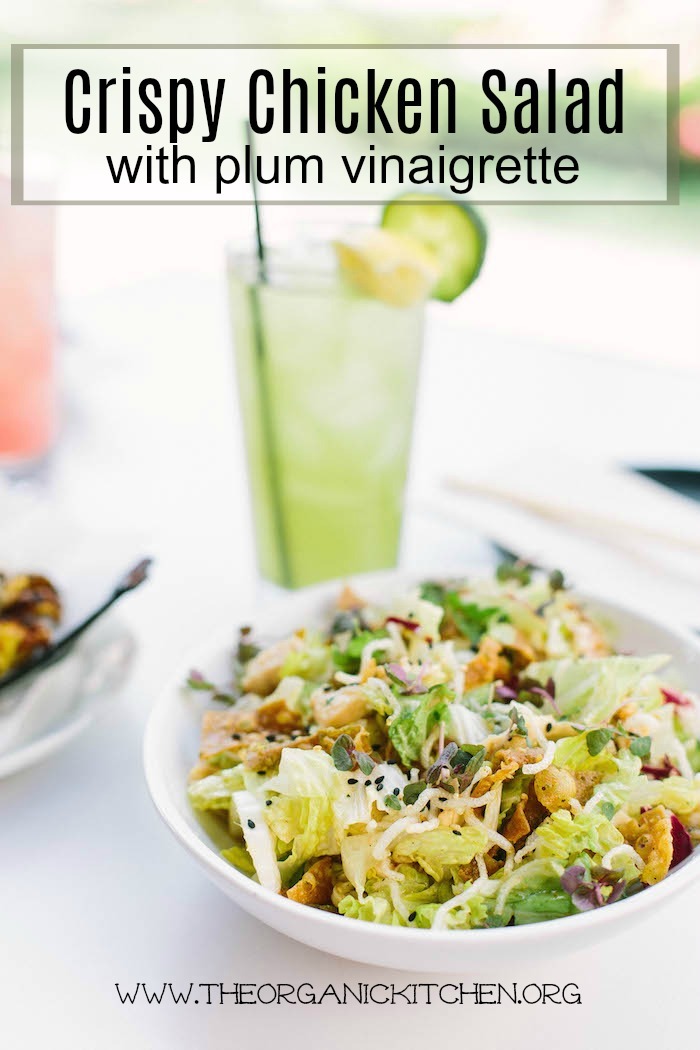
144, 570, 700, 972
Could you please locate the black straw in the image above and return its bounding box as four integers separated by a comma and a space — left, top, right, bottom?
246, 122, 267, 283
244, 122, 291, 587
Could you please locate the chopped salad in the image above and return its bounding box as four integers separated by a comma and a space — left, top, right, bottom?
187, 569, 700, 930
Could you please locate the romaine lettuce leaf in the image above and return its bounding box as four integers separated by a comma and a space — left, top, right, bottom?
389, 593, 444, 640
338, 893, 397, 924
528, 655, 669, 725
266, 796, 336, 883
388, 686, 450, 765
280, 636, 332, 681
264, 749, 341, 883
554, 732, 619, 775
412, 895, 488, 929
392, 825, 489, 880
333, 783, 373, 832
187, 766, 245, 811
332, 630, 388, 674
220, 843, 255, 877
446, 704, 489, 746
340, 834, 374, 897
630, 773, 700, 816
534, 808, 623, 863
265, 747, 339, 798
337, 865, 485, 928
586, 749, 645, 813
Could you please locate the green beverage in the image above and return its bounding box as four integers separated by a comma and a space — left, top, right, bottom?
229, 245, 424, 588
229, 196, 487, 589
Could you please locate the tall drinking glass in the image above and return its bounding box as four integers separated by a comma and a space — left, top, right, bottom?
228, 243, 424, 588
0, 163, 56, 474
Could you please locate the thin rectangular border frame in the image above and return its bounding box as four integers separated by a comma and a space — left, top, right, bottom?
11, 42, 680, 206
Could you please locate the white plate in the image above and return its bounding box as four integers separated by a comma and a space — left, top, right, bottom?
0, 481, 146, 779
0, 615, 135, 779
144, 569, 700, 972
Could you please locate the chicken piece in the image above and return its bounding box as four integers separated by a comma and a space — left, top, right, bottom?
311, 684, 371, 729
493, 743, 543, 768
472, 742, 547, 799
286, 856, 334, 906
331, 877, 354, 909
627, 805, 674, 885
612, 811, 638, 838
574, 617, 611, 658
462, 636, 510, 690
522, 782, 549, 831
0, 619, 51, 676
243, 723, 369, 772
317, 724, 372, 754
484, 850, 504, 874
574, 769, 602, 805
558, 598, 611, 658
471, 760, 520, 798
241, 636, 302, 697
199, 708, 261, 763
188, 759, 220, 782
533, 766, 578, 813
502, 799, 531, 843
614, 702, 637, 722
359, 658, 379, 684
503, 631, 538, 670
460, 847, 504, 884
256, 697, 303, 735
243, 738, 295, 771
0, 574, 61, 622
458, 858, 480, 883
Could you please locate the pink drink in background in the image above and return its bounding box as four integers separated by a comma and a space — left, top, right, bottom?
0, 171, 56, 468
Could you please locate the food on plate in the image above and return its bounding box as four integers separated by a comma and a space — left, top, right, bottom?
0, 573, 61, 677
186, 567, 700, 930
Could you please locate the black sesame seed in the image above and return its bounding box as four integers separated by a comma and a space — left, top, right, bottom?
364, 779, 372, 787
393, 787, 400, 796
452, 829, 461, 837
257, 771, 266, 776
265, 800, 272, 806
375, 776, 385, 785
439, 797, 447, 802
231, 733, 241, 740
546, 722, 553, 732
408, 911, 417, 922
348, 778, 358, 785
387, 760, 398, 765
247, 820, 255, 829
265, 734, 276, 742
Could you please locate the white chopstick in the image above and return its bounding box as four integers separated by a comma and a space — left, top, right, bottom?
444, 475, 700, 557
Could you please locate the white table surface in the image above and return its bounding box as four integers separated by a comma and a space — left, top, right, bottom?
3, 269, 700, 1049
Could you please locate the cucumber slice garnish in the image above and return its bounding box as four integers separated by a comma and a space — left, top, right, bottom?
381, 193, 487, 302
